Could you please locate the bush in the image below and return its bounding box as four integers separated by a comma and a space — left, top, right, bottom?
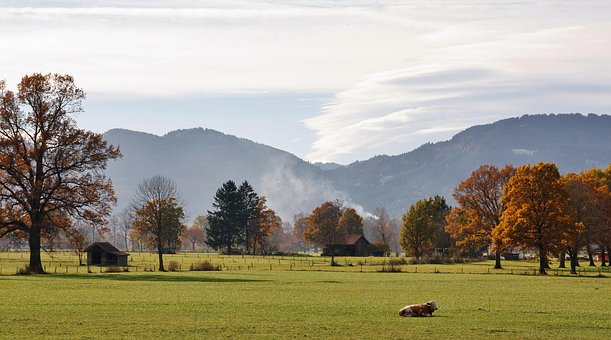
388, 258, 407, 266
378, 264, 402, 273
105, 266, 128, 273
168, 261, 180, 272
17, 267, 32, 275
190, 260, 221, 271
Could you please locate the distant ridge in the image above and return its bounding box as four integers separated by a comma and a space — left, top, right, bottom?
104, 114, 611, 219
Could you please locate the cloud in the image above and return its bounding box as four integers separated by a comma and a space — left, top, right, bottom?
304, 19, 611, 163
2, 1, 611, 164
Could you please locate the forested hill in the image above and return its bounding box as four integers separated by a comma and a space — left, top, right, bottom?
325, 114, 611, 215
103, 128, 333, 220
104, 114, 611, 219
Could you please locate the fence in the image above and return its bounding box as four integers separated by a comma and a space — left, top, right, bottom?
1, 251, 610, 277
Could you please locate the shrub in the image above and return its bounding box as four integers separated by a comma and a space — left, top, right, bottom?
168, 261, 180, 272
378, 264, 402, 273
190, 260, 221, 271
105, 266, 128, 273
17, 267, 32, 275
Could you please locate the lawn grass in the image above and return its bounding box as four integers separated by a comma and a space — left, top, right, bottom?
1, 269, 610, 339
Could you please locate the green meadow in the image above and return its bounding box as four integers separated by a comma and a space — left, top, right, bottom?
1, 253, 610, 339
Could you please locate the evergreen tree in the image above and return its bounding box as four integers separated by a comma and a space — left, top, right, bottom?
239, 181, 261, 253
206, 180, 245, 253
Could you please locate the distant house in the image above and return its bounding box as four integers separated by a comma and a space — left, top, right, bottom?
323, 234, 371, 257
85, 242, 129, 266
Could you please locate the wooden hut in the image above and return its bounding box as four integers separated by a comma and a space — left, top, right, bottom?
85, 242, 129, 266
323, 234, 371, 257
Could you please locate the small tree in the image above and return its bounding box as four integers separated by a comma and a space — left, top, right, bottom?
338, 208, 364, 235
370, 206, 394, 256
132, 176, 185, 271
400, 196, 449, 261
182, 225, 206, 252
113, 208, 134, 251
291, 214, 309, 251
304, 201, 344, 265
493, 163, 580, 274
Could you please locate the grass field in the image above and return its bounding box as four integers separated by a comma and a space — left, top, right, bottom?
1, 253, 610, 339
1, 251, 609, 276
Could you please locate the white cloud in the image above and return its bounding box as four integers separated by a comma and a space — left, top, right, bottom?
304, 13, 611, 163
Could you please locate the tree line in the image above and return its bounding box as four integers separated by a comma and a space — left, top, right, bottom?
400, 163, 610, 275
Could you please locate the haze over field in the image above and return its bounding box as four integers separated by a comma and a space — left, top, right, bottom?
2, 1, 611, 163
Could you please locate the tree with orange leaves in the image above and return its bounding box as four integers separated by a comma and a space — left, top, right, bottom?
445, 165, 515, 268
251, 196, 282, 254
304, 200, 344, 265
0, 74, 120, 273
493, 162, 580, 274
563, 171, 604, 273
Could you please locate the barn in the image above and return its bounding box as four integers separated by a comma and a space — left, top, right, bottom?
85, 242, 129, 266
323, 234, 371, 257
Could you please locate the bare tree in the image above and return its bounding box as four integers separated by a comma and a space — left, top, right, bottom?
370, 206, 395, 256
131, 175, 185, 271
113, 208, 134, 251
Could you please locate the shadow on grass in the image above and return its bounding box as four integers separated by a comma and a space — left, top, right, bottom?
48, 273, 268, 283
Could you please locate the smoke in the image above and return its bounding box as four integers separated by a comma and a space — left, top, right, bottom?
258, 157, 373, 222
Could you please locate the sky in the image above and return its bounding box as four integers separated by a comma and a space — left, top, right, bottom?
1, 0, 611, 164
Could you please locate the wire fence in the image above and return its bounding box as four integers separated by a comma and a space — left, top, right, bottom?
1, 251, 609, 277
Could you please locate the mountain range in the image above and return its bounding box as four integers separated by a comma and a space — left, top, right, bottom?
103, 113, 611, 220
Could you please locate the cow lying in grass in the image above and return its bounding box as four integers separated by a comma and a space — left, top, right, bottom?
399, 300, 438, 317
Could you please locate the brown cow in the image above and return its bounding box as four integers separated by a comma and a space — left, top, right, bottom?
399, 300, 438, 317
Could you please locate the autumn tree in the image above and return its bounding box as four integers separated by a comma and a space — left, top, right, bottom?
0, 74, 120, 273
65, 220, 91, 266
338, 207, 364, 235
182, 225, 206, 251
400, 196, 449, 261
206, 180, 245, 253
181, 215, 208, 251
132, 176, 186, 271
291, 214, 309, 251
445, 165, 515, 268
562, 172, 604, 273
580, 165, 611, 266
304, 200, 344, 265
250, 196, 282, 254
493, 163, 580, 274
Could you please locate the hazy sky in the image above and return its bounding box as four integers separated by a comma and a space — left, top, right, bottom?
2, 1, 611, 164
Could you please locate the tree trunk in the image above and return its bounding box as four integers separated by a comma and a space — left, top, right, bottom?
569, 252, 578, 275
330, 244, 335, 266
538, 249, 547, 274
157, 243, 165, 271
28, 224, 45, 274
494, 252, 502, 269
558, 251, 566, 268
601, 245, 608, 267
586, 244, 596, 266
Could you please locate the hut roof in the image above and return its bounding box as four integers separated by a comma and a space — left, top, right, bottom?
84, 242, 129, 256
341, 234, 370, 246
